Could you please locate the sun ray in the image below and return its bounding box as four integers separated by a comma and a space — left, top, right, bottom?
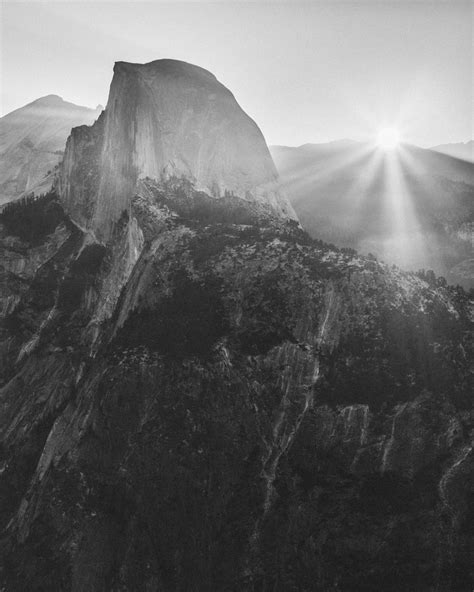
377, 150, 428, 270
279, 141, 375, 201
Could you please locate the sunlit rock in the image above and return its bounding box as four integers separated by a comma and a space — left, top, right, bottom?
58, 59, 296, 240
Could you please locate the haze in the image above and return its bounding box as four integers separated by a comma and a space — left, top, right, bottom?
1, 0, 472, 147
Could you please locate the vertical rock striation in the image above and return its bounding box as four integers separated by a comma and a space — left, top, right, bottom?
58, 59, 296, 240
0, 60, 472, 592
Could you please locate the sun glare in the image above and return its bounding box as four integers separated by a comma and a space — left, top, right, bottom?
376, 127, 401, 151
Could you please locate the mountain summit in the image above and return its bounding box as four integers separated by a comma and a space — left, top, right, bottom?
0, 96, 101, 204
59, 59, 296, 239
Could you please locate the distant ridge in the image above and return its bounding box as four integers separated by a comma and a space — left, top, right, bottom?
0, 96, 102, 204
270, 139, 474, 287
430, 140, 474, 163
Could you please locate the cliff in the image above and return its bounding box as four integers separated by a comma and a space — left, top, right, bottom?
0, 62, 472, 591
0, 187, 472, 591
58, 59, 296, 239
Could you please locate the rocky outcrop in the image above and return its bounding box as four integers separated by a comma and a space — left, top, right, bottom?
0, 187, 472, 590
58, 59, 296, 240
0, 223, 71, 318
0, 62, 472, 591
0, 96, 101, 204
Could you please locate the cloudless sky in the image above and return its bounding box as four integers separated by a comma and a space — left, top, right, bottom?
1, 0, 472, 147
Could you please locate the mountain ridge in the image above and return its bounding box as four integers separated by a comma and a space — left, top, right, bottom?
58, 59, 296, 240
270, 140, 474, 287
431, 140, 474, 163
0, 62, 472, 591
0, 96, 102, 204
2, 94, 101, 116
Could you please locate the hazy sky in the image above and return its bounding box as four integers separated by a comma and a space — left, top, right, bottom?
1, 1, 472, 147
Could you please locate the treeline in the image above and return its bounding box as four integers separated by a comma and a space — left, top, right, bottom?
415, 267, 473, 299
415, 268, 448, 288
0, 191, 65, 245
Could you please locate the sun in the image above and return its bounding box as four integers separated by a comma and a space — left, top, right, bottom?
376, 127, 401, 151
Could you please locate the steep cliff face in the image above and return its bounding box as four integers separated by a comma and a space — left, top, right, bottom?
0, 96, 102, 204
59, 59, 296, 239
0, 187, 472, 591
0, 62, 473, 591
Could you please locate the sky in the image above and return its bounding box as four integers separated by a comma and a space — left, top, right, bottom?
0, 0, 472, 147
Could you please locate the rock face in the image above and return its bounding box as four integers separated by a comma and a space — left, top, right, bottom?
0, 96, 101, 204
59, 59, 296, 239
1, 190, 473, 592
0, 62, 473, 591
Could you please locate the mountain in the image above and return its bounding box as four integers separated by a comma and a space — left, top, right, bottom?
0, 61, 473, 592
58, 59, 296, 240
431, 140, 474, 163
0, 95, 102, 205
271, 141, 474, 287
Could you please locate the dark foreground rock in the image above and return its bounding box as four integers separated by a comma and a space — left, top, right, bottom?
0, 186, 472, 591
